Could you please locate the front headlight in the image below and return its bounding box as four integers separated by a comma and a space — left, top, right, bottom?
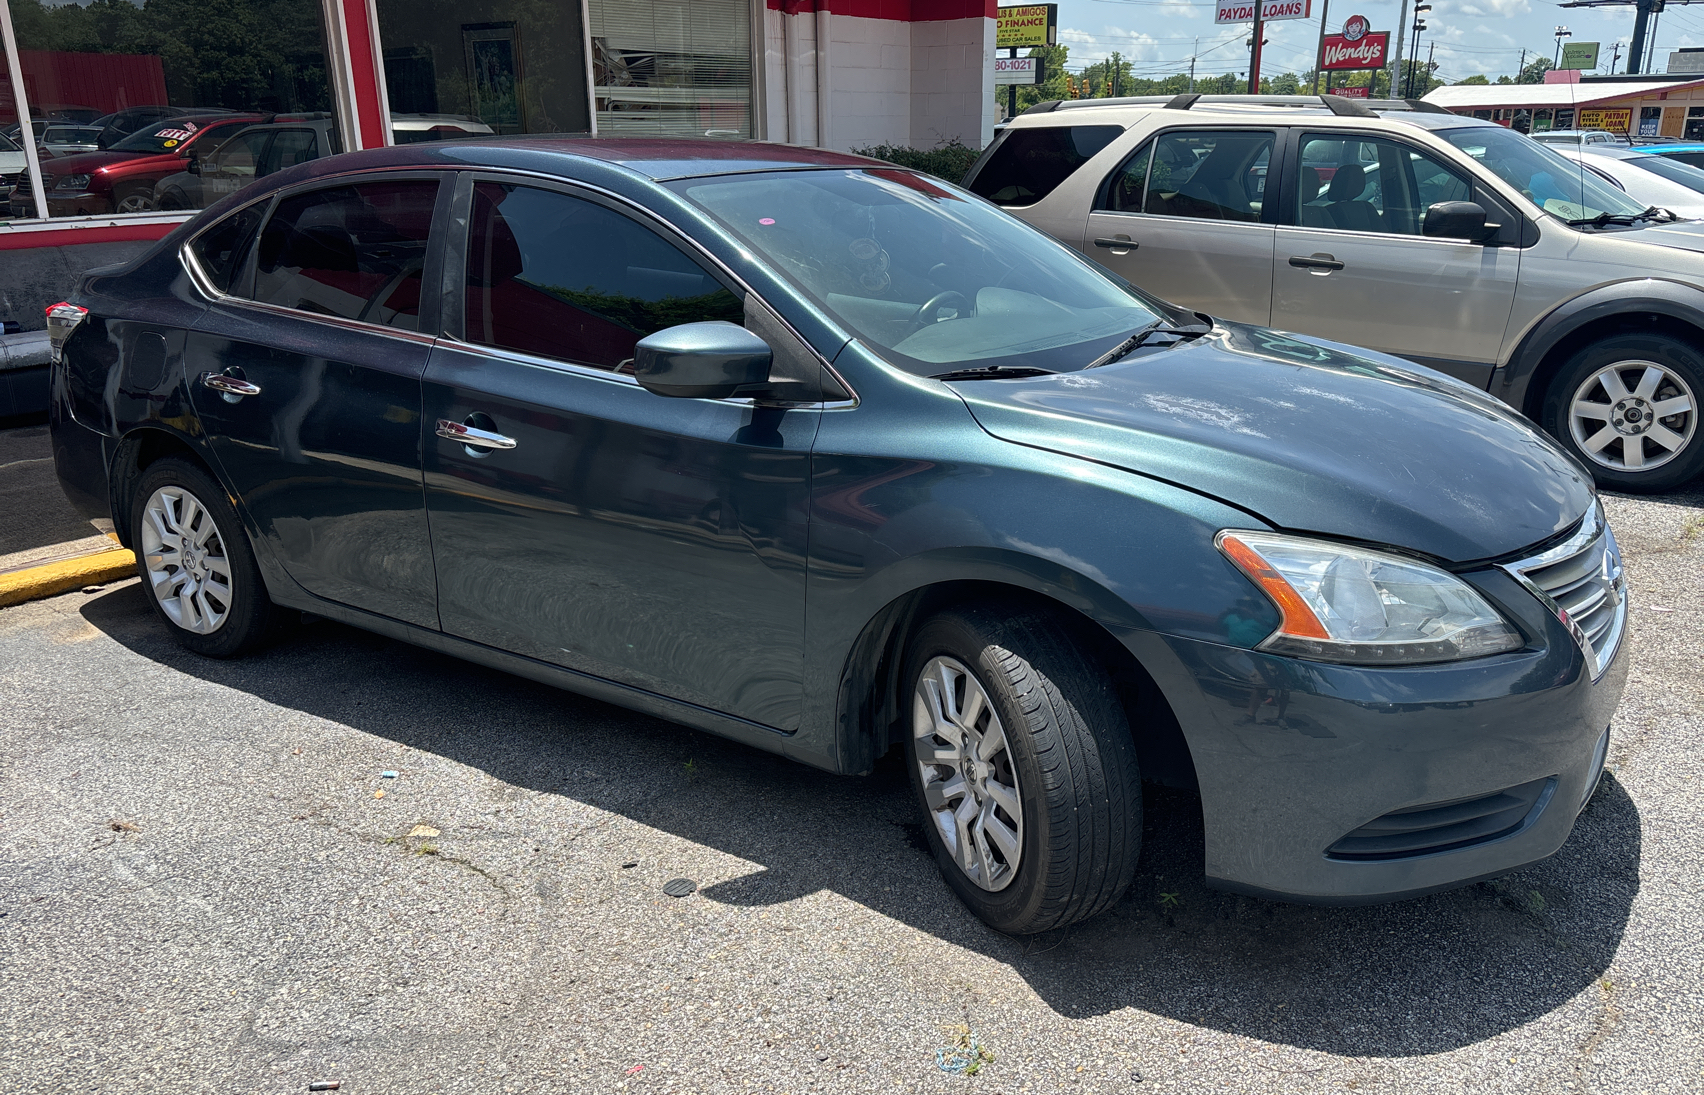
1217, 531, 1522, 665
56, 174, 90, 190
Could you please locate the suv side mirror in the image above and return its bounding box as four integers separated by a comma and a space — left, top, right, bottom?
634, 321, 772, 399
186, 152, 201, 176
1424, 200, 1500, 243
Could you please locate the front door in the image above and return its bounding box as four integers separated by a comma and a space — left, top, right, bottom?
1270, 131, 1521, 387
1081, 127, 1278, 325
421, 178, 818, 729
188, 175, 446, 628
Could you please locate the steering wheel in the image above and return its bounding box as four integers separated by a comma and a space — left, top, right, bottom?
908, 290, 970, 331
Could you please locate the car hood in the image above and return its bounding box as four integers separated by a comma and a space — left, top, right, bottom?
1617, 219, 1704, 252
41, 149, 163, 175
951, 324, 1593, 563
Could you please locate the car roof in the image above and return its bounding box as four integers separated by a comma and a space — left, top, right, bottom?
1003, 94, 1493, 134
302, 137, 892, 181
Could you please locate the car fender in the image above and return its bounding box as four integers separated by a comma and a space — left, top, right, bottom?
1496, 277, 1704, 414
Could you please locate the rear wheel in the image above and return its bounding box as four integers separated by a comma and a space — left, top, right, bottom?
1544, 333, 1704, 493
114, 185, 155, 214
130, 456, 280, 657
904, 606, 1141, 934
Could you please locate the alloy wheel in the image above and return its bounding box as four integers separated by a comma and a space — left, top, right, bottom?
116, 193, 155, 214
140, 485, 233, 634
1568, 359, 1697, 473
912, 655, 1024, 892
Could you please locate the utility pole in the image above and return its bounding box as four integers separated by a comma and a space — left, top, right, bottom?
1554, 25, 1571, 68
1312, 0, 1333, 94
1248, 0, 1266, 94
1518, 47, 1527, 81
1425, 41, 1435, 96
1390, 0, 1411, 100
1610, 39, 1622, 73
1190, 37, 1199, 93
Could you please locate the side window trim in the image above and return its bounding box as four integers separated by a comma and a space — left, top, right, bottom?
441, 169, 852, 404
1093, 138, 1155, 214
180, 191, 277, 300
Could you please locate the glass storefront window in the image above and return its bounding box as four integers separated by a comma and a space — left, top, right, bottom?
588, 0, 752, 139
4, 0, 340, 216
376, 0, 590, 137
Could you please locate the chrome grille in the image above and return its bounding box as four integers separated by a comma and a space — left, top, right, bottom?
1503, 502, 1626, 681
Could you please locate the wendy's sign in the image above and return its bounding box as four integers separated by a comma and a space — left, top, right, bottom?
1321, 27, 1389, 70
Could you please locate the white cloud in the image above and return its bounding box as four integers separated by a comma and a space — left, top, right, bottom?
1445, 0, 1530, 18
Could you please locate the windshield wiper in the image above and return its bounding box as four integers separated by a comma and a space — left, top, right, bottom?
1086, 322, 1214, 369
1567, 205, 1669, 228
930, 365, 1057, 381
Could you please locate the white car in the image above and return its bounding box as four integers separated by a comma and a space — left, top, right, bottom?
1554, 146, 1704, 220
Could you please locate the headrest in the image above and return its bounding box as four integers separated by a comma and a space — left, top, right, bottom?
1328, 163, 1367, 203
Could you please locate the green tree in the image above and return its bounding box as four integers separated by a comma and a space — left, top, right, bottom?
1517, 57, 1554, 84
1456, 74, 1490, 85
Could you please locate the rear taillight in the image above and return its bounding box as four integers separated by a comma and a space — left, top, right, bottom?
45, 302, 87, 363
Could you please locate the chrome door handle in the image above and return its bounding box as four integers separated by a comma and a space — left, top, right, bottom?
200, 371, 261, 398
436, 418, 517, 450
1093, 236, 1136, 250
1288, 254, 1345, 272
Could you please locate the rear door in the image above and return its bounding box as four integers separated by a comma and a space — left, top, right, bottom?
420, 175, 821, 729
187, 174, 448, 628
1082, 127, 1279, 325
1270, 130, 1520, 387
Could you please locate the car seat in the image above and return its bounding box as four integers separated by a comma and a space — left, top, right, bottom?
1324, 163, 1382, 232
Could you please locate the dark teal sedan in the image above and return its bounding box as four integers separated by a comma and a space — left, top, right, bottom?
48, 138, 1626, 932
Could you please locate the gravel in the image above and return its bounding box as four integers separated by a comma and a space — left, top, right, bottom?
1, 485, 1700, 1095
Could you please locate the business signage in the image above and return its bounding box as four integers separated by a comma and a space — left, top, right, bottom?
1321, 30, 1389, 69
1578, 107, 1631, 131
997, 5, 1057, 49
1328, 85, 1370, 98
1560, 41, 1601, 70
1215, 0, 1312, 25
993, 56, 1040, 85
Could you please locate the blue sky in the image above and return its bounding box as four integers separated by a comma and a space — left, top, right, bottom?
1051, 0, 1704, 83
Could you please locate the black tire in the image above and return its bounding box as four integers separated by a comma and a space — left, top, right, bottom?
1542, 333, 1704, 494
903, 606, 1141, 934
129, 456, 281, 658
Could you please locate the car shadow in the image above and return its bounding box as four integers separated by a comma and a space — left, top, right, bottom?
81, 584, 1641, 1057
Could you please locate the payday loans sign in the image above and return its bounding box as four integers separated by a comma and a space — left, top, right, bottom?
1215, 0, 1312, 24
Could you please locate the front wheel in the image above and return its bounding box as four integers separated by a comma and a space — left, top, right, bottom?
905, 606, 1141, 934
114, 185, 155, 214
130, 456, 281, 657
1543, 333, 1704, 493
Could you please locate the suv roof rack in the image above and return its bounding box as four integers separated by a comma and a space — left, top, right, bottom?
1020, 94, 1455, 119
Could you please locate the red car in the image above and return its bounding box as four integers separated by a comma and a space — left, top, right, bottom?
10, 113, 261, 217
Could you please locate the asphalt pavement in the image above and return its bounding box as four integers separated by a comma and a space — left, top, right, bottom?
0, 424, 111, 571
1, 486, 1701, 1095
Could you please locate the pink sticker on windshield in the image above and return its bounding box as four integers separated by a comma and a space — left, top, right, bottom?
759, 218, 775, 225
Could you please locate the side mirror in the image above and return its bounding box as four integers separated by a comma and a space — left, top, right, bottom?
1423, 200, 1500, 243
634, 321, 772, 399
186, 154, 201, 176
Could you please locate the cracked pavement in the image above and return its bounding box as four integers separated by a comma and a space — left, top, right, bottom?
0, 485, 1700, 1094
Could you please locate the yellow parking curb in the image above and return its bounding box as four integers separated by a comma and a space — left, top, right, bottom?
0, 548, 137, 608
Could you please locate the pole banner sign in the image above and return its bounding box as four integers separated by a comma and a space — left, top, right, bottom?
993, 56, 1040, 84
1321, 31, 1389, 69
1215, 0, 1311, 24
1560, 41, 1601, 70
997, 5, 1057, 49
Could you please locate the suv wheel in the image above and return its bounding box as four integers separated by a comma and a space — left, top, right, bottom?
1545, 333, 1704, 493
130, 456, 281, 657
904, 606, 1141, 934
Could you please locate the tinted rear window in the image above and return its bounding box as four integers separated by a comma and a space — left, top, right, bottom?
969, 124, 1123, 206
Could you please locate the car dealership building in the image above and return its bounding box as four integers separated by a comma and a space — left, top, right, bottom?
0, 0, 997, 351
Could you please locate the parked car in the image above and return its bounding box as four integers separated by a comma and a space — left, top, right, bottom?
966, 93, 1704, 492
40, 123, 104, 156
49, 138, 1624, 933
0, 128, 28, 194
152, 114, 494, 210
1633, 141, 1704, 170
1532, 129, 1630, 149
8, 114, 262, 216
1551, 145, 1704, 220
90, 105, 220, 150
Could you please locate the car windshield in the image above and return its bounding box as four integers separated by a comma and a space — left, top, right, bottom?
109, 120, 206, 153
1623, 151, 1704, 195
1441, 125, 1649, 224
673, 168, 1166, 375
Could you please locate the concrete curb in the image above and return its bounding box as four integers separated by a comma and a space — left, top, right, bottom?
0, 548, 136, 608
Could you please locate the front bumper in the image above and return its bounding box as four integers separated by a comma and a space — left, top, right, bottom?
1127, 565, 1627, 904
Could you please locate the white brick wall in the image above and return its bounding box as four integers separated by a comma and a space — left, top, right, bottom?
762, 7, 994, 152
